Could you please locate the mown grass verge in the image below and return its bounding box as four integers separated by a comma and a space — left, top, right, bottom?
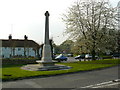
1, 59, 120, 81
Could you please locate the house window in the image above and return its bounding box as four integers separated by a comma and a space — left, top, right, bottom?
18, 48, 21, 51
2, 55, 4, 58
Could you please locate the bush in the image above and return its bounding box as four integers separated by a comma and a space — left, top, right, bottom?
100, 55, 112, 59
2, 58, 39, 65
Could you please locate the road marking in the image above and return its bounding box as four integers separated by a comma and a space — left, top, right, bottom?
95, 81, 113, 86
81, 79, 120, 88
92, 82, 119, 88
81, 81, 112, 88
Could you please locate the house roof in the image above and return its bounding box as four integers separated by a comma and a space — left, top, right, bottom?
0, 39, 40, 48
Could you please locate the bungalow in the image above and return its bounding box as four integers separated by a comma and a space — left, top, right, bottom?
0, 35, 42, 59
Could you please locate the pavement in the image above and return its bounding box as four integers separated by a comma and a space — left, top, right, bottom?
2, 64, 119, 89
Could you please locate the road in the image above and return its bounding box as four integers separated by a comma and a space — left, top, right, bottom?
63, 57, 91, 63
2, 65, 119, 89
63, 57, 78, 62
66, 57, 76, 62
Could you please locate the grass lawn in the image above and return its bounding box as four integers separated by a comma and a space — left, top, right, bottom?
1, 59, 120, 81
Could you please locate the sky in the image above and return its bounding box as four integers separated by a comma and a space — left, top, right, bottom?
0, 0, 119, 45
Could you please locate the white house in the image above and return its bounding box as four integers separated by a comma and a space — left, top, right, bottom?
0, 35, 42, 59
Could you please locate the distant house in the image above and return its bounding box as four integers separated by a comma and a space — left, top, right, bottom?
0, 35, 42, 59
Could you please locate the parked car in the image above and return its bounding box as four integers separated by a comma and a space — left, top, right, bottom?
67, 54, 73, 57
75, 54, 99, 61
75, 54, 85, 61
75, 54, 85, 60
52, 55, 56, 60
112, 53, 120, 58
55, 54, 68, 62
85, 54, 92, 59
85, 54, 98, 60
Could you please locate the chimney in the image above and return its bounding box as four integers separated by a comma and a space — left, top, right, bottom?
8, 34, 12, 40
24, 35, 28, 40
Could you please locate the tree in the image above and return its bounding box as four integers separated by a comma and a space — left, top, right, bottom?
63, 0, 117, 60
59, 40, 74, 54
53, 45, 61, 54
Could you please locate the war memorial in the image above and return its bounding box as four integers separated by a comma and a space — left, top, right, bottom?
21, 11, 71, 71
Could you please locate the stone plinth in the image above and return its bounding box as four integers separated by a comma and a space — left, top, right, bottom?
36, 60, 55, 67
41, 44, 53, 63
21, 64, 71, 71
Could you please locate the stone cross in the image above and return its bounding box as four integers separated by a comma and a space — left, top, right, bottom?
23, 11, 70, 70
40, 11, 53, 65
45, 11, 50, 45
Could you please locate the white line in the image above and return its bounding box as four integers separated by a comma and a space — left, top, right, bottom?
81, 79, 119, 88
96, 81, 113, 86
92, 82, 119, 88
81, 84, 95, 88
81, 81, 113, 88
